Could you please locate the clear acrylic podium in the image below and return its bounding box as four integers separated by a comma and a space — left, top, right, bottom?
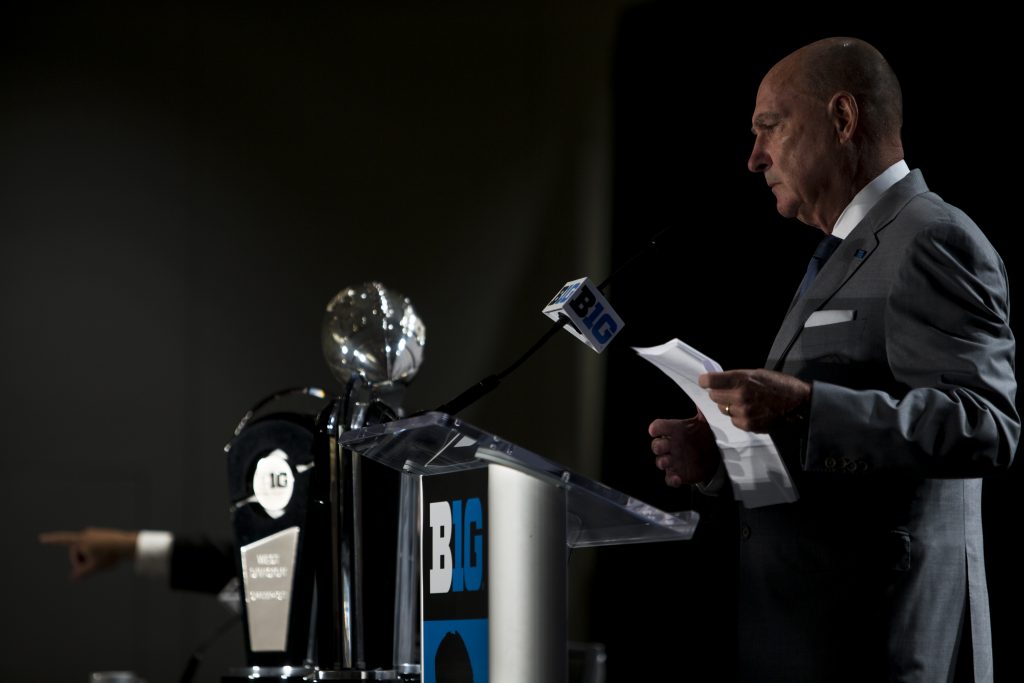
337, 411, 698, 683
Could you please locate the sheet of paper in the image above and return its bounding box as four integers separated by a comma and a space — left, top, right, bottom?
634, 338, 798, 508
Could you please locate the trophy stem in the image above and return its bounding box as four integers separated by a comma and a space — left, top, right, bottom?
315, 381, 374, 672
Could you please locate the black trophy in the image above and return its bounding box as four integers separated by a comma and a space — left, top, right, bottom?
222, 282, 426, 682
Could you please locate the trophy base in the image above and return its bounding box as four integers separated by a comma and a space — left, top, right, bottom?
222, 667, 413, 682
222, 666, 313, 682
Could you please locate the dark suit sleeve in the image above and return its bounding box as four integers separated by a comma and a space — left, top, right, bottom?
169, 535, 236, 594
805, 213, 1019, 476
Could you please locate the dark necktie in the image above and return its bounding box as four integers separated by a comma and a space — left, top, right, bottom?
796, 235, 842, 300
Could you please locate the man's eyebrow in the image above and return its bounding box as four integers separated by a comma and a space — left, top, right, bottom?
751, 112, 780, 132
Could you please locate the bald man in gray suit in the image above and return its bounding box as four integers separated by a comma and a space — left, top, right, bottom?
648, 38, 1018, 682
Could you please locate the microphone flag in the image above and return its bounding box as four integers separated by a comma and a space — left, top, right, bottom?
542, 277, 624, 353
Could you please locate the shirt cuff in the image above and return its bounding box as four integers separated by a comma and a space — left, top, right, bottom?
134, 530, 173, 581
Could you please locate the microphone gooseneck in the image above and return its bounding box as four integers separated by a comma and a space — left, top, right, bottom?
432, 315, 570, 416
426, 226, 679, 417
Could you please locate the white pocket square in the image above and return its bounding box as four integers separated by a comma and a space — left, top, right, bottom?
804, 309, 856, 328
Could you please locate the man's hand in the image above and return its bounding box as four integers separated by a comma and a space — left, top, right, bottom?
39, 527, 138, 580
649, 411, 721, 487
700, 369, 811, 432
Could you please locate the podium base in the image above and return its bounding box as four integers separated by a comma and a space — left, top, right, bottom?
315, 670, 406, 680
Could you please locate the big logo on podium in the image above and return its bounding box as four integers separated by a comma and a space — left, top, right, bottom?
422, 468, 488, 683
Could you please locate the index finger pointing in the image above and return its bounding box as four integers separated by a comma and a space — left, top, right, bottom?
39, 531, 80, 546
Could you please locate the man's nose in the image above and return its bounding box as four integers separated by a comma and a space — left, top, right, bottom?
747, 140, 770, 173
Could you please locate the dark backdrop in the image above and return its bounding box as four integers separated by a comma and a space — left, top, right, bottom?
1, 3, 624, 680
1, 2, 1020, 682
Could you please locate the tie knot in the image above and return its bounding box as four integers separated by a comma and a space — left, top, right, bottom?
796, 235, 843, 300
813, 235, 843, 262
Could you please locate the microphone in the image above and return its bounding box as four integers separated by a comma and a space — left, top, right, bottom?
428, 226, 679, 417
542, 277, 624, 353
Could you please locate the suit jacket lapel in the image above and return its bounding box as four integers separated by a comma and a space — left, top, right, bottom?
765, 170, 931, 369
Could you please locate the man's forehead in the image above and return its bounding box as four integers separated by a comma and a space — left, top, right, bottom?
751, 80, 786, 127
752, 71, 817, 126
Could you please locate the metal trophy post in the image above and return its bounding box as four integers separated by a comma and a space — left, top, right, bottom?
223, 282, 425, 682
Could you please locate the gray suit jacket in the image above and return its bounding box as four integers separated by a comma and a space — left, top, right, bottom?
735, 170, 1019, 682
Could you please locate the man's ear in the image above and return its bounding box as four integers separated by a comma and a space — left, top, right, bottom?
829, 91, 858, 143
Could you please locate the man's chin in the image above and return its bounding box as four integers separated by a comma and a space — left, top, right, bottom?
774, 199, 798, 219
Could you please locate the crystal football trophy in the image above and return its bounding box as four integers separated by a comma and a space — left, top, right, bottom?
222, 282, 425, 682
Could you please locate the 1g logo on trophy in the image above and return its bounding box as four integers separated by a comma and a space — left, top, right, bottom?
252, 449, 296, 519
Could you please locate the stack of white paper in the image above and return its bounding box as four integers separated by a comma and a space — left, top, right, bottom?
634, 338, 798, 508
